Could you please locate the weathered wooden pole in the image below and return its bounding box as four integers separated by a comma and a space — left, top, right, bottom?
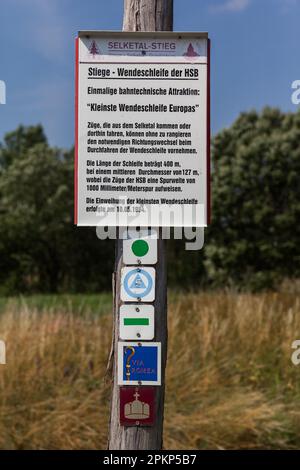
108, 0, 173, 451
123, 0, 173, 32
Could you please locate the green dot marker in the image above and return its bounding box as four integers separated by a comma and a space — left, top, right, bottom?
131, 239, 149, 257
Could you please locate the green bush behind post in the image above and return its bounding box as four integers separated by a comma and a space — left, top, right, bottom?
205, 107, 300, 291
0, 125, 114, 295
0, 107, 300, 294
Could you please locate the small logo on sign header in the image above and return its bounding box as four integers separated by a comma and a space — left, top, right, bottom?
89, 40, 100, 56
183, 43, 199, 57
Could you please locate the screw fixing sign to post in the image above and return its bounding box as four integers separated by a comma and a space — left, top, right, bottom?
121, 267, 155, 302
118, 342, 161, 386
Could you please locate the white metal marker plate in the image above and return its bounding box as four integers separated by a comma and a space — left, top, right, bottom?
120, 304, 155, 340
123, 228, 158, 265
121, 267, 155, 302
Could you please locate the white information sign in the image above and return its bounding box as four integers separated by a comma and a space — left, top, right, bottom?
119, 304, 154, 340
75, 31, 210, 227
120, 267, 155, 302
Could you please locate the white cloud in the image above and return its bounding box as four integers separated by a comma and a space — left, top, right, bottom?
210, 0, 251, 13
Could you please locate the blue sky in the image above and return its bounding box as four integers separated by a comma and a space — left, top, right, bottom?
0, 0, 299, 148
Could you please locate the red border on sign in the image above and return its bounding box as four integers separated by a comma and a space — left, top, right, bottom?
207, 38, 211, 225
74, 37, 79, 225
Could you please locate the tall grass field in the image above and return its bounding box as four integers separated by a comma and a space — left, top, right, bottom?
0, 290, 300, 449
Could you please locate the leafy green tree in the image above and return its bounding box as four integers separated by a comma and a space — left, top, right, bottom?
205, 107, 300, 290
1, 109, 300, 295
0, 142, 70, 291
0, 126, 114, 294
0, 124, 46, 170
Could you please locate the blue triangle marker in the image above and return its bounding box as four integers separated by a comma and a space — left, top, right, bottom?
130, 273, 146, 290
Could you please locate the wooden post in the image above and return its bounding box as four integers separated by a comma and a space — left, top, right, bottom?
108, 0, 173, 451
123, 0, 173, 32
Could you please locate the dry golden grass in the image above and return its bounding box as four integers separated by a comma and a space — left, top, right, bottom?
0, 291, 300, 449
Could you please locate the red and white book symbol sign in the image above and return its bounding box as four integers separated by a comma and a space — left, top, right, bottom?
120, 386, 156, 426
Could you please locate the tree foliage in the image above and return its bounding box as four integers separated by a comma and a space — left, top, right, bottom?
0, 109, 299, 294
205, 107, 300, 290
0, 126, 114, 294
